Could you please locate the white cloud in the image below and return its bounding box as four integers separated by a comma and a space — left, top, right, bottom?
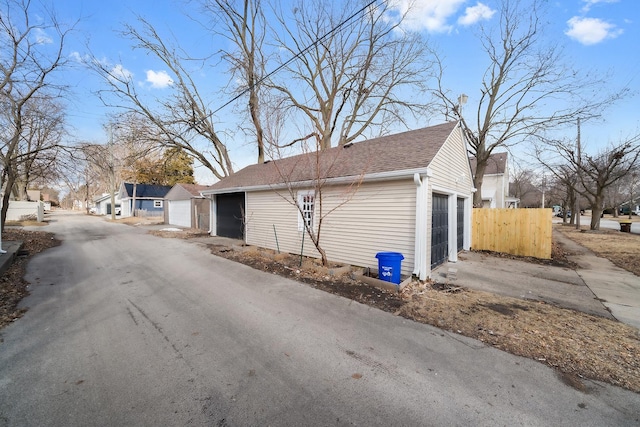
69, 51, 90, 63
145, 70, 173, 88
109, 64, 133, 83
565, 16, 623, 45
391, 0, 466, 33
581, 0, 619, 13
458, 2, 495, 26
33, 28, 52, 44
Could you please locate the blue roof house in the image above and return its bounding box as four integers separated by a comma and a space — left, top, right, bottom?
118, 182, 172, 218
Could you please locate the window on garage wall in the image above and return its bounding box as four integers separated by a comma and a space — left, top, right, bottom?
297, 191, 315, 232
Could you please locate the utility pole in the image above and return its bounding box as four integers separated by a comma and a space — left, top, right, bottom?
0, 195, 6, 254
109, 125, 116, 221
630, 173, 636, 220
575, 118, 581, 230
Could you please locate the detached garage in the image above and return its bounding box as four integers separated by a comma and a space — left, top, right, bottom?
164, 184, 211, 230
201, 121, 474, 280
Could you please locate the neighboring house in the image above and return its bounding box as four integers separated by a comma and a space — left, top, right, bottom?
470, 152, 519, 208
26, 189, 41, 201
93, 193, 122, 216
619, 199, 640, 215
164, 183, 211, 230
119, 183, 172, 217
200, 121, 474, 280
6, 200, 44, 222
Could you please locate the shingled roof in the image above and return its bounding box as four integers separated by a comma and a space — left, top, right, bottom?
174, 183, 211, 196
205, 121, 459, 193
469, 152, 508, 176
122, 183, 172, 198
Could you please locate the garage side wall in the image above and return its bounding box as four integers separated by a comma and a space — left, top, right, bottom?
245, 179, 416, 276
429, 125, 474, 195
427, 124, 474, 265
193, 198, 210, 231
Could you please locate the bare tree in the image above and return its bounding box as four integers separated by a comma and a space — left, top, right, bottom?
510, 167, 540, 207
0, 0, 74, 229
548, 165, 578, 224
268, 0, 434, 150
541, 135, 640, 229
603, 179, 625, 218
433, 0, 625, 207
196, 0, 268, 164
268, 140, 367, 266
11, 96, 65, 200
87, 18, 233, 180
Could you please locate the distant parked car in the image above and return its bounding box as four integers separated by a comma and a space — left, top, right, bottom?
89, 207, 97, 214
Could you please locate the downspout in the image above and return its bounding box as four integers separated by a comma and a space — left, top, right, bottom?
413, 173, 429, 281
132, 183, 137, 217
208, 195, 215, 235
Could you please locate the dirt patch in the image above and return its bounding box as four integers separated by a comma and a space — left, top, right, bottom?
208, 241, 640, 394
0, 229, 61, 330
208, 244, 404, 311
149, 228, 211, 239
474, 239, 577, 269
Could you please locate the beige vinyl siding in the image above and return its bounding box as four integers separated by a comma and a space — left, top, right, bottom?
245, 179, 416, 276
245, 190, 321, 257
429, 125, 474, 193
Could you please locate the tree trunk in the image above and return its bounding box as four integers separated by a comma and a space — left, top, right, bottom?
310, 232, 329, 266
590, 196, 604, 230
1, 174, 16, 232
473, 161, 487, 208
14, 178, 30, 201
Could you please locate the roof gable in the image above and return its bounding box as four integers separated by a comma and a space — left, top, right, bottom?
469, 152, 508, 176
209, 121, 459, 192
165, 183, 210, 200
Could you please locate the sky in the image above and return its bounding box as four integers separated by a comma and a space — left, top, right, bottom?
31, 0, 640, 183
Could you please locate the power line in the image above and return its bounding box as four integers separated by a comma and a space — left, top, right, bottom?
211, 0, 379, 116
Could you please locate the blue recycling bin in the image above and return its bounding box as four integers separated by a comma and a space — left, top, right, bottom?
375, 252, 404, 284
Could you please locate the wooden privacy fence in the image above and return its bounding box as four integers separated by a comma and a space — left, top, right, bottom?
472, 208, 552, 259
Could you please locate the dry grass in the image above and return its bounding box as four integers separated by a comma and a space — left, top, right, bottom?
398, 282, 640, 393
149, 228, 210, 239
556, 225, 640, 276
4, 220, 49, 227
107, 215, 164, 226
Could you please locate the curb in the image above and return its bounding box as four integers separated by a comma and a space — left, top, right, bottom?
0, 241, 24, 277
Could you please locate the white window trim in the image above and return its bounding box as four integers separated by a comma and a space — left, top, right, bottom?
154, 200, 163, 208
296, 190, 315, 232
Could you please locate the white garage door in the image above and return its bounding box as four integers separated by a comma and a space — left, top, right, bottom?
168, 200, 191, 228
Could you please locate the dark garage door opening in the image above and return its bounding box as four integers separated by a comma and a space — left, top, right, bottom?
431, 194, 449, 269
216, 192, 245, 239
